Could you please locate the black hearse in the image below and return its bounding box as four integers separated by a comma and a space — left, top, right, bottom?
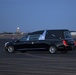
5, 29, 76, 54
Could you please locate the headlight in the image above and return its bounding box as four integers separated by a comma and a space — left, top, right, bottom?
5, 42, 9, 47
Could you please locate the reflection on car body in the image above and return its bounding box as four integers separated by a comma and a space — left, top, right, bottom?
5, 29, 76, 54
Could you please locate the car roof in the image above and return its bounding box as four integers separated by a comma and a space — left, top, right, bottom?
27, 29, 69, 35
28, 30, 44, 35
47, 29, 69, 31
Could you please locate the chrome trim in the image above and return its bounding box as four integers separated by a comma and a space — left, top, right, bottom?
17, 48, 47, 50
39, 30, 46, 40
5, 42, 9, 47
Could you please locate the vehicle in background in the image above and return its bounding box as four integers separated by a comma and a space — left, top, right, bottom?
5, 29, 76, 54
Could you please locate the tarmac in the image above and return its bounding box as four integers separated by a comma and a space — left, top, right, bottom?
0, 39, 76, 75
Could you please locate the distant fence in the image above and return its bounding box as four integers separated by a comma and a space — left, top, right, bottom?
0, 34, 25, 39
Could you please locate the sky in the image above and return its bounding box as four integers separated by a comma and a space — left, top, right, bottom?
0, 0, 76, 33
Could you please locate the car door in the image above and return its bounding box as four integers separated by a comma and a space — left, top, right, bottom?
25, 34, 40, 50
14, 35, 29, 50
14, 34, 40, 50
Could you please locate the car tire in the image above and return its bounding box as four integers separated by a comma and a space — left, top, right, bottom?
61, 50, 68, 54
7, 46, 15, 53
49, 45, 57, 54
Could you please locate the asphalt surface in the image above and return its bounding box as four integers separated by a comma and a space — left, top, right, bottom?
0, 39, 76, 75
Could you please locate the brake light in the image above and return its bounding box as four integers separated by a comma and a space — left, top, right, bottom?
63, 40, 68, 46
74, 41, 76, 46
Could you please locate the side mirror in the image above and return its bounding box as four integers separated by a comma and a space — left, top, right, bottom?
15, 40, 20, 42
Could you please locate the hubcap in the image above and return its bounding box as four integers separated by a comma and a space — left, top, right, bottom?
49, 46, 56, 53
8, 46, 14, 53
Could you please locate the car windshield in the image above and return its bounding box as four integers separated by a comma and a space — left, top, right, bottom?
64, 31, 72, 39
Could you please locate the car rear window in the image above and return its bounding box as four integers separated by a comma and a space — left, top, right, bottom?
64, 31, 72, 39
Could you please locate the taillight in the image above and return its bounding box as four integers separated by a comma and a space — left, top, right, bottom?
74, 41, 76, 46
63, 40, 68, 46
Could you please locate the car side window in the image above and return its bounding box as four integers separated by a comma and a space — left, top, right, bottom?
64, 31, 72, 39
19, 35, 29, 42
29, 34, 40, 41
45, 30, 63, 39
46, 32, 56, 39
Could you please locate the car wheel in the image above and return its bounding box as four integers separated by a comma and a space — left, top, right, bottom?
61, 50, 68, 54
49, 45, 57, 54
7, 46, 15, 53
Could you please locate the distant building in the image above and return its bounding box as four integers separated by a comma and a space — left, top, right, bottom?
70, 31, 76, 39
70, 31, 76, 36
16, 27, 20, 33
